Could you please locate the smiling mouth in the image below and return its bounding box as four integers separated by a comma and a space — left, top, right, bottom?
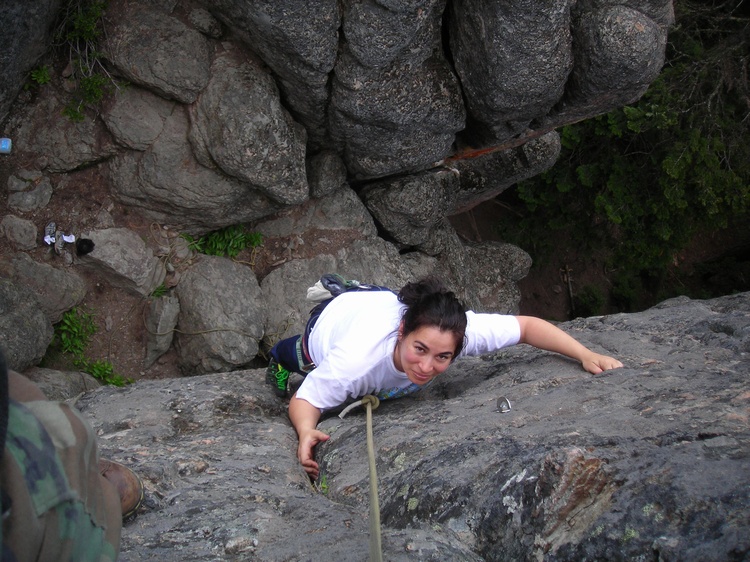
411, 371, 431, 382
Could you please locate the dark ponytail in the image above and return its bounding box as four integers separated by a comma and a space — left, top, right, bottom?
398, 277, 467, 357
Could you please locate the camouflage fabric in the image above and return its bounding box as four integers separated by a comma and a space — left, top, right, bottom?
1, 398, 121, 561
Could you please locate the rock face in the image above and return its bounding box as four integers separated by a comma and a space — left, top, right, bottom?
0, 0, 675, 374
2, 0, 673, 220
0, 278, 54, 372
174, 255, 265, 375
0, 0, 62, 124
0, 0, 673, 342
1, 1, 747, 557
73, 292, 749, 560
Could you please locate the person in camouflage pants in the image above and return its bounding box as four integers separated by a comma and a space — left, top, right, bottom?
1, 351, 123, 561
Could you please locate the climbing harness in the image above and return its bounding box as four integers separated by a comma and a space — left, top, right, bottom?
339, 395, 382, 562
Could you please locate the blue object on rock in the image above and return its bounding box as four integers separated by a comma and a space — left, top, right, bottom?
0, 138, 11, 154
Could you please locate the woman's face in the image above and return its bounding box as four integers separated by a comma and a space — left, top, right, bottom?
394, 323, 459, 385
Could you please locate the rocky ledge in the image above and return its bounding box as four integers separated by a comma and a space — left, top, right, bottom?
73, 292, 749, 561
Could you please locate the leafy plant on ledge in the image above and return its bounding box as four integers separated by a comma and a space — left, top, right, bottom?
26, 65, 52, 89
183, 225, 264, 259
46, 308, 132, 387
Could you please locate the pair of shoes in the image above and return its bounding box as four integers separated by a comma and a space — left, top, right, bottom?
99, 458, 145, 519
266, 358, 290, 398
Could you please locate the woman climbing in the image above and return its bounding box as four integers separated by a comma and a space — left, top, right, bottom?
267, 276, 623, 478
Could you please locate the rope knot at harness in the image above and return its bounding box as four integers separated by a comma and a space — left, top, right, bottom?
338, 394, 379, 418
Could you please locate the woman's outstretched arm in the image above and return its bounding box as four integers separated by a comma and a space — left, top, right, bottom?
288, 393, 329, 479
516, 316, 623, 374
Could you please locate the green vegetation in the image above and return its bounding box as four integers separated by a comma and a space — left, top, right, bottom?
183, 225, 264, 259
57, 307, 97, 357
47, 308, 131, 386
150, 283, 169, 298
621, 527, 639, 544
573, 285, 606, 318
82, 359, 130, 387
28, 65, 52, 87
317, 473, 329, 495
499, 0, 750, 311
53, 0, 118, 121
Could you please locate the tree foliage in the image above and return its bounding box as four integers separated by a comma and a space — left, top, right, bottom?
507, 0, 749, 306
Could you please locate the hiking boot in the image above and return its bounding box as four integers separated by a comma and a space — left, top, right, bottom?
266, 358, 290, 398
99, 458, 144, 519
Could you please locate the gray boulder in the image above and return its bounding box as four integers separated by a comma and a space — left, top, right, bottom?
174, 256, 265, 375
13, 89, 118, 172
101, 86, 176, 151
4, 252, 86, 323
460, 241, 532, 314
448, 0, 670, 145
202, 0, 340, 148
188, 7, 223, 39
362, 168, 460, 247
73, 292, 750, 560
7, 175, 53, 214
77, 228, 166, 297
144, 295, 180, 368
449, 0, 573, 143
556, 5, 670, 122
1, 215, 37, 251
343, 0, 443, 68
450, 131, 562, 213
188, 47, 308, 206
330, 48, 465, 179
23, 366, 101, 402
104, 2, 211, 104
253, 185, 377, 241
0, 278, 53, 372
107, 108, 283, 235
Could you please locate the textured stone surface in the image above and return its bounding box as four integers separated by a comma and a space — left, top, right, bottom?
5, 252, 86, 323
0, 0, 61, 123
0, 277, 53, 372
188, 48, 308, 205
1, 215, 37, 251
174, 256, 265, 375
104, 2, 212, 103
72, 292, 749, 561
106, 109, 283, 235
77, 228, 166, 297
24, 366, 101, 402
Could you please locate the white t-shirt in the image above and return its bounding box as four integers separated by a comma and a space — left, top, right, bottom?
295, 291, 521, 411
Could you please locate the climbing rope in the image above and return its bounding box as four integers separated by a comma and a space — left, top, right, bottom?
339, 395, 382, 562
